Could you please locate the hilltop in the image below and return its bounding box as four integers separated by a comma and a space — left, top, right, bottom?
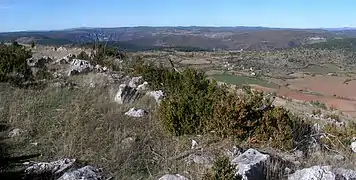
2, 26, 356, 51
1, 37, 356, 180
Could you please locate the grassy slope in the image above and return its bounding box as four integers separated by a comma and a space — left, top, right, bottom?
0, 84, 231, 179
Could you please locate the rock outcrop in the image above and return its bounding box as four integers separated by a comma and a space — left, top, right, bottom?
158, 174, 188, 180
288, 166, 356, 180
114, 84, 141, 104
68, 59, 94, 76
146, 90, 164, 104
124, 107, 147, 117
231, 148, 270, 180
351, 141, 356, 153
24, 158, 106, 180
58, 166, 104, 180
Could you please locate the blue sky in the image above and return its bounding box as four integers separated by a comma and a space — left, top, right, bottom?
1, 0, 355, 32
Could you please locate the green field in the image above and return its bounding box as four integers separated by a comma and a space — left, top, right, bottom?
211, 74, 278, 88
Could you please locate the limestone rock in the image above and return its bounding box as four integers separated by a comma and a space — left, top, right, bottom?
25, 158, 76, 176
57, 166, 104, 180
114, 84, 141, 104
231, 148, 269, 180
27, 56, 51, 68
137, 81, 149, 91
8, 128, 21, 138
288, 166, 335, 180
128, 76, 143, 88
124, 107, 146, 117
68, 59, 93, 76
334, 168, 356, 180
158, 174, 188, 180
351, 141, 356, 153
146, 90, 164, 104
55, 54, 76, 64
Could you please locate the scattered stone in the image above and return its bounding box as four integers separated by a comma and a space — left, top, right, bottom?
191, 139, 198, 149
57, 166, 104, 180
289, 166, 356, 180
231, 148, 270, 180
224, 146, 241, 159
124, 107, 146, 117
114, 84, 141, 104
94, 64, 109, 73
55, 54, 76, 64
288, 166, 335, 180
334, 168, 356, 180
128, 76, 143, 88
68, 59, 94, 76
25, 158, 76, 176
351, 141, 356, 153
137, 81, 149, 91
27, 56, 51, 68
146, 90, 164, 104
8, 128, 21, 138
158, 174, 188, 180
30, 142, 39, 146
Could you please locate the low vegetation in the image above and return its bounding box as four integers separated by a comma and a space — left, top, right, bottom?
0, 42, 33, 86
132, 60, 314, 151
203, 156, 242, 180
2, 41, 356, 179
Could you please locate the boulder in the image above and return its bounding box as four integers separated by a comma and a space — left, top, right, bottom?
124, 107, 146, 117
137, 81, 149, 91
8, 128, 22, 138
114, 84, 141, 104
57, 166, 104, 180
334, 168, 356, 180
351, 141, 356, 153
128, 76, 143, 88
68, 59, 93, 76
288, 166, 335, 180
25, 158, 76, 176
146, 90, 164, 104
27, 56, 51, 68
158, 174, 188, 180
55, 54, 76, 64
231, 148, 269, 180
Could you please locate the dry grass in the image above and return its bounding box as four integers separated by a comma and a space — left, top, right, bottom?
0, 84, 225, 179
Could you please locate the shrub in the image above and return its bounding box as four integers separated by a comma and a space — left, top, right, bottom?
0, 43, 33, 85
133, 62, 313, 151
322, 122, 356, 151
158, 68, 224, 135
203, 156, 242, 180
310, 101, 327, 109
31, 41, 35, 48
209, 92, 264, 138
76, 51, 90, 60
89, 44, 127, 70
325, 113, 340, 122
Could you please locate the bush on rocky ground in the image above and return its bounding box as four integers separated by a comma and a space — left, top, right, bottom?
322, 121, 356, 151
0, 42, 34, 86
88, 44, 127, 71
203, 156, 242, 180
133, 62, 314, 151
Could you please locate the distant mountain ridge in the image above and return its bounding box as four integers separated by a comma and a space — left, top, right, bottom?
1, 26, 356, 51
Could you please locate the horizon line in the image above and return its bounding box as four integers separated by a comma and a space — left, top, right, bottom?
2, 25, 356, 33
